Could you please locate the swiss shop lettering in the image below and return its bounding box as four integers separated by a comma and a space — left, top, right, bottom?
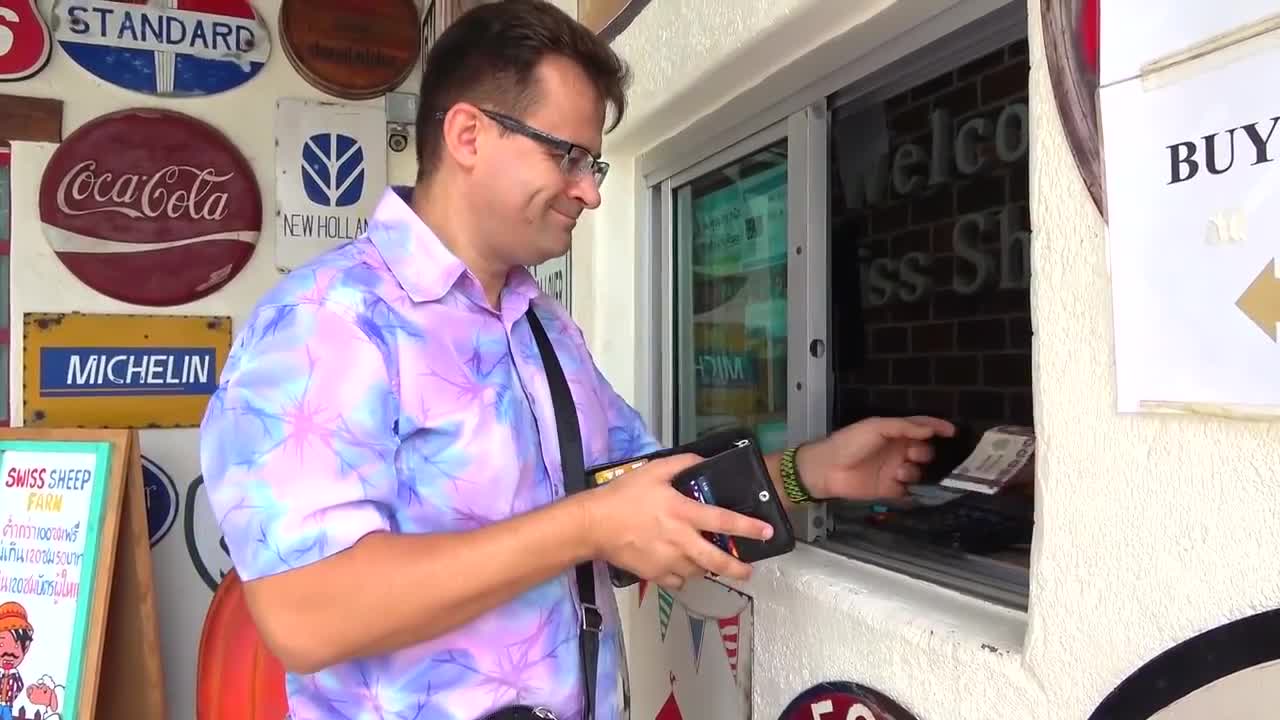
63, 1, 258, 56
54, 160, 232, 221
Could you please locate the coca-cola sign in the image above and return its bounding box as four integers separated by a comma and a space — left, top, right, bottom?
39, 108, 261, 306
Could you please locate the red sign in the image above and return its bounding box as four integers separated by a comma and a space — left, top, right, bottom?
0, 0, 52, 81
38, 109, 261, 306
779, 682, 918, 720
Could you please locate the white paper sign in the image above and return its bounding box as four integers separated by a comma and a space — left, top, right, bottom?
275, 98, 387, 272
530, 252, 572, 314
1100, 27, 1280, 411
1099, 2, 1273, 87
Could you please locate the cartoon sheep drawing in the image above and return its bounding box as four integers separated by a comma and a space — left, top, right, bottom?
17, 675, 63, 720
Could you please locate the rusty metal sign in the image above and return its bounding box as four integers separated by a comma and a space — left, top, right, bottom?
280, 0, 420, 100
23, 312, 232, 428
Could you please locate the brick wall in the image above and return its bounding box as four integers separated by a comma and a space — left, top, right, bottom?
831, 40, 1033, 432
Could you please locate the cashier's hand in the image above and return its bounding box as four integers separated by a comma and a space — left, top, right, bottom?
796, 416, 956, 501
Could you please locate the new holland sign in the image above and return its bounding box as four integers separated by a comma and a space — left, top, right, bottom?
275, 97, 385, 271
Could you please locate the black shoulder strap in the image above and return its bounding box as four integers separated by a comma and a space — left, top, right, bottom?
526, 308, 600, 720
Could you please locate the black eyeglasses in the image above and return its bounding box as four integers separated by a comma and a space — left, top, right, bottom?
433, 109, 610, 187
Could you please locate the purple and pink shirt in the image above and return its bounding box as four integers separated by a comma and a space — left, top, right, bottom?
200, 186, 660, 720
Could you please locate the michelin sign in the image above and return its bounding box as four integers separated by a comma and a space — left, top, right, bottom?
22, 313, 232, 428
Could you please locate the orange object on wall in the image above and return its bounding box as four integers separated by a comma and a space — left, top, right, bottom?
196, 569, 289, 720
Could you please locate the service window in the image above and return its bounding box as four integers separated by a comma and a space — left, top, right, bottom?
643, 5, 1033, 607
822, 35, 1033, 607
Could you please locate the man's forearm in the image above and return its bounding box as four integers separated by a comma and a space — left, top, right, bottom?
244, 490, 600, 674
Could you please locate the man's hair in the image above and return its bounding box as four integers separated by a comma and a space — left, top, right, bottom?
414, 0, 631, 180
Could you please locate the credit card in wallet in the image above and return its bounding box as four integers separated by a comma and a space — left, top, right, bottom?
681, 473, 741, 560
591, 458, 650, 486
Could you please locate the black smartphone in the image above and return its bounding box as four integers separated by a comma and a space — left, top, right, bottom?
670, 436, 796, 564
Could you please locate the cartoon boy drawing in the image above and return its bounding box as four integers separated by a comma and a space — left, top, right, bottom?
0, 602, 32, 720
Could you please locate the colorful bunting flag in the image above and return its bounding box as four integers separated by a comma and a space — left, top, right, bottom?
654, 672, 684, 720
718, 614, 741, 682
657, 587, 674, 642
687, 615, 707, 672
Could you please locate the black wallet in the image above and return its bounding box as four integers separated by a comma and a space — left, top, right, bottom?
585, 428, 797, 587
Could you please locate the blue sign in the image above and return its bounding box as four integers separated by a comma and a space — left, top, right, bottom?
51, 0, 272, 98
39, 347, 218, 397
141, 455, 179, 547
303, 133, 366, 208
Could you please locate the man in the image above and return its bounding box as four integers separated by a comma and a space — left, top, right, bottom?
199, 1, 955, 719
0, 602, 32, 720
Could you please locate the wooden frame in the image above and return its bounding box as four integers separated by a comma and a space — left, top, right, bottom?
0, 427, 164, 720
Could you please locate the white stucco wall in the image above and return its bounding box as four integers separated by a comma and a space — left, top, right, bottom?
582, 0, 1280, 719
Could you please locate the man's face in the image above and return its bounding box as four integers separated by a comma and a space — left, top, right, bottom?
471, 54, 607, 268
0, 631, 25, 670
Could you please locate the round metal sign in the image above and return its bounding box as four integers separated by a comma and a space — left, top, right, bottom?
50, 0, 271, 97
1090, 607, 1280, 719
0, 0, 53, 82
141, 454, 179, 547
778, 682, 919, 720
279, 0, 420, 100
1042, 0, 1103, 218
38, 108, 262, 306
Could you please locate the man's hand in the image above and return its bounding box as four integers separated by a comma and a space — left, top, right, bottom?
584, 454, 774, 591
796, 416, 956, 501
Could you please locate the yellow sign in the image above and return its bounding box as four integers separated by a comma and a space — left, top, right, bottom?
23, 313, 232, 428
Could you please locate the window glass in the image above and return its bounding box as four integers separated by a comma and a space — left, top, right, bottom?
827, 39, 1033, 578
672, 141, 789, 453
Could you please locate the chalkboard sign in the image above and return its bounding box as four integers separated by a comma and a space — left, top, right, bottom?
0, 427, 163, 720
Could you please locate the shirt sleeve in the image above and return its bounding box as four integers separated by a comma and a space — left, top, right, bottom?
589, 355, 664, 463
199, 301, 400, 582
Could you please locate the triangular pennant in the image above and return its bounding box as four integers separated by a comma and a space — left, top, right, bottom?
638, 579, 650, 607
687, 615, 707, 673
655, 673, 684, 720
657, 587, 674, 642
718, 613, 741, 682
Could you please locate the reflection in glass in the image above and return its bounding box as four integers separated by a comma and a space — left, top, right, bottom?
673, 142, 789, 453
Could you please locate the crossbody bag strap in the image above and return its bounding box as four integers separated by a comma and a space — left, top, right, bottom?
527, 308, 600, 720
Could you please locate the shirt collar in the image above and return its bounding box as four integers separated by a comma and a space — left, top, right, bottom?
367, 186, 543, 307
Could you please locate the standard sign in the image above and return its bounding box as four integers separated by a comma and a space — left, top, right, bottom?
275, 97, 385, 271
1100, 12, 1280, 411
50, 0, 271, 97
23, 313, 232, 428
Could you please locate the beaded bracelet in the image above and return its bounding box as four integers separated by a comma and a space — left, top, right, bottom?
779, 446, 815, 504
